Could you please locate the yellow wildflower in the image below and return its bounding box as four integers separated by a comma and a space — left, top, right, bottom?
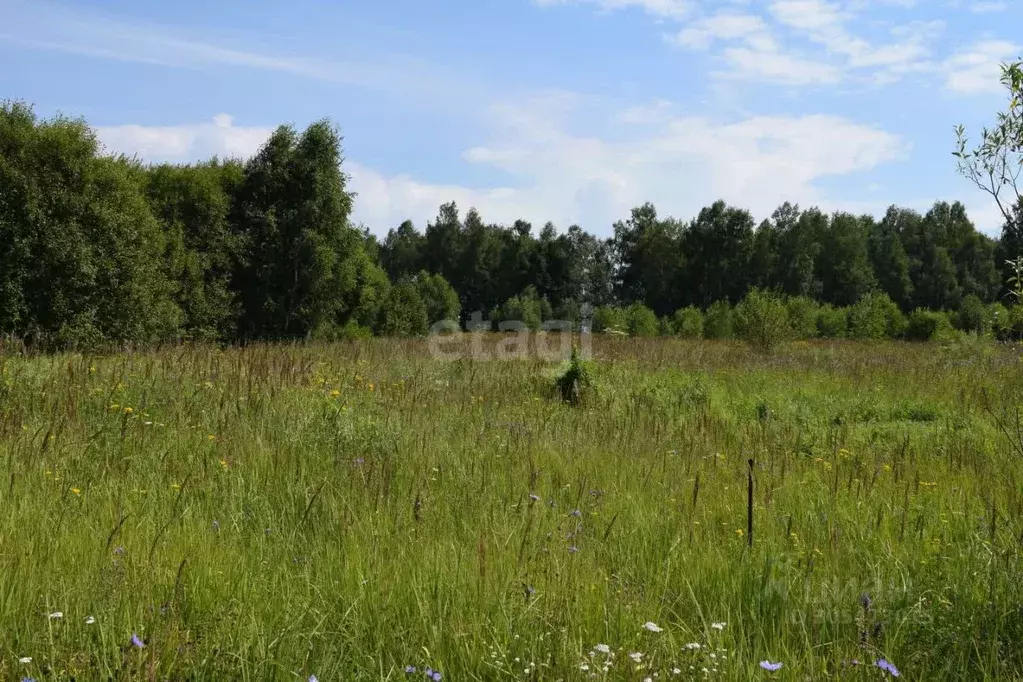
329, 389, 340, 398
123, 407, 133, 415
70, 487, 81, 496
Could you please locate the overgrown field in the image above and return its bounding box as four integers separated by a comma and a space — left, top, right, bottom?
2, 337, 1023, 680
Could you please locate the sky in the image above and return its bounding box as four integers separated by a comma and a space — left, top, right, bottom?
1, 0, 1020, 236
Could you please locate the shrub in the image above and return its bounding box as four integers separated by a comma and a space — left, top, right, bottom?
415, 272, 460, 326
906, 309, 955, 341
735, 288, 791, 353
990, 302, 1012, 340
376, 282, 428, 337
816, 304, 848, 338
672, 306, 705, 339
554, 346, 593, 405
626, 303, 659, 337
704, 301, 735, 339
848, 292, 906, 339
957, 294, 987, 334
592, 306, 626, 333
786, 296, 819, 339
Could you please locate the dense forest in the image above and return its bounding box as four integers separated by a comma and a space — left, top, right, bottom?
2, 76, 1022, 347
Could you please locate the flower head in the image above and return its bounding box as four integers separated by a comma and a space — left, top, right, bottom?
759, 661, 783, 671
404, 665, 417, 673
309, 676, 318, 682
629, 652, 644, 663
643, 621, 664, 632
47, 611, 62, 619
711, 622, 726, 630
131, 633, 144, 648
18, 657, 31, 664
85, 616, 96, 625
875, 659, 901, 677
595, 643, 611, 654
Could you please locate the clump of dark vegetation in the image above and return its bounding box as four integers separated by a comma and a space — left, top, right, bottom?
555, 346, 592, 405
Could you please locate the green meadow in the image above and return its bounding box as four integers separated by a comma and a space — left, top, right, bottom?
1, 336, 1022, 680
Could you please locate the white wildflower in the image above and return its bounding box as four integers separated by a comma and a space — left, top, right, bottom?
595, 644, 611, 654
48, 611, 63, 619
711, 622, 726, 630
642, 621, 663, 633
19, 657, 32, 664
85, 616, 96, 624
629, 652, 644, 663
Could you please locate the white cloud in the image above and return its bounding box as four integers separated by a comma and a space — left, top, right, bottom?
671, 12, 771, 50
942, 39, 1019, 94
96, 115, 274, 161
532, 0, 694, 21
93, 103, 906, 235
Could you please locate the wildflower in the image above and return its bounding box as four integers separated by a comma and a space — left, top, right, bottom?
207, 434, 216, 441
19, 656, 31, 663
672, 668, 681, 675
329, 389, 341, 398
643, 621, 664, 633
353, 457, 365, 465
735, 529, 744, 536
684, 642, 701, 650
171, 483, 180, 491
629, 652, 644, 663
212, 520, 220, 531
529, 494, 540, 502
425, 667, 442, 681
21, 678, 37, 682
70, 488, 81, 496
123, 407, 133, 414
48, 611, 63, 619
309, 677, 318, 682
113, 545, 125, 555
711, 622, 726, 630
219, 459, 229, 470
570, 509, 582, 518
404, 665, 417, 673
580, 663, 590, 671
131, 634, 144, 648
595, 644, 611, 654
85, 616, 96, 624
759, 661, 783, 671
875, 659, 901, 677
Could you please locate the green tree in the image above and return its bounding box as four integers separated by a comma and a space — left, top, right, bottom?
0, 102, 179, 346
233, 120, 376, 340
146, 160, 244, 341
415, 271, 460, 326
818, 213, 876, 305
848, 292, 906, 340
704, 301, 735, 339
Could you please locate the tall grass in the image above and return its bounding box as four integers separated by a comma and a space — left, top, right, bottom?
1, 337, 1022, 680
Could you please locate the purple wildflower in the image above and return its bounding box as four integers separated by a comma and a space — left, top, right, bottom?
131, 633, 145, 648
309, 676, 319, 682
405, 665, 417, 674
570, 509, 582, 518
353, 457, 365, 465
875, 659, 901, 677
430, 672, 442, 681
759, 661, 783, 672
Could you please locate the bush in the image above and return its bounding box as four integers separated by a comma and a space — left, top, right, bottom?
671, 306, 705, 339
415, 272, 460, 326
786, 296, 819, 339
592, 306, 626, 333
494, 286, 549, 331
735, 288, 791, 353
957, 294, 987, 334
816, 304, 848, 338
554, 346, 593, 405
906, 309, 955, 342
990, 302, 1012, 340
376, 282, 428, 337
626, 303, 659, 337
848, 292, 906, 339
704, 301, 735, 339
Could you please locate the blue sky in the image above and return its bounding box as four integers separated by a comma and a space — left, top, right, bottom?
1, 0, 1019, 235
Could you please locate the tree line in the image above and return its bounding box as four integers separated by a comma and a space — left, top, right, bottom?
2, 68, 1022, 347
